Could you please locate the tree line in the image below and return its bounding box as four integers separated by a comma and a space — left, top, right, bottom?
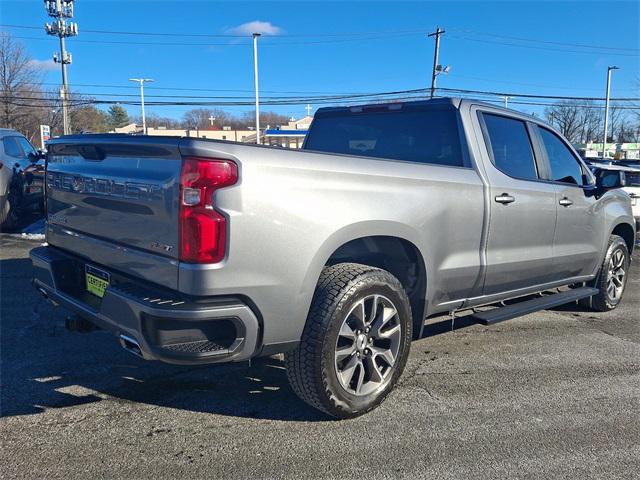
544, 100, 639, 145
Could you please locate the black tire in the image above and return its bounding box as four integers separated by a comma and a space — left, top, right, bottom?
582, 235, 630, 312
285, 263, 413, 419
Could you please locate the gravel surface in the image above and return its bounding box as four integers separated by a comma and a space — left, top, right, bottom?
1, 234, 639, 479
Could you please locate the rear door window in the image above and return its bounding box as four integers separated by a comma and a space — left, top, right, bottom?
538, 127, 586, 186
304, 106, 465, 167
481, 113, 539, 181
3, 137, 23, 158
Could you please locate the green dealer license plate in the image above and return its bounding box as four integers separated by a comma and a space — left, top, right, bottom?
85, 265, 110, 298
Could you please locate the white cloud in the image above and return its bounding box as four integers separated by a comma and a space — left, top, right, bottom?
225, 20, 284, 36
28, 58, 57, 72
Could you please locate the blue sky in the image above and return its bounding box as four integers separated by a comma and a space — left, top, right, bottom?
2, 0, 638, 120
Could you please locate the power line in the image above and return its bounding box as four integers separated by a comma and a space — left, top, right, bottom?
1, 23, 428, 38
11, 31, 425, 47
38, 82, 372, 95
436, 87, 640, 101
448, 27, 639, 52
7, 88, 640, 109
5, 22, 637, 52
14, 88, 640, 103
447, 34, 639, 57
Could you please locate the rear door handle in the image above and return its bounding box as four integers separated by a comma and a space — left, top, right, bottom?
559, 197, 573, 207
494, 193, 515, 204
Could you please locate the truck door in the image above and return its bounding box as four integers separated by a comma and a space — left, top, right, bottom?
477, 111, 558, 296
534, 125, 603, 278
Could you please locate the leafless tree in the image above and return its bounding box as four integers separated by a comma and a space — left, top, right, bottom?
0, 33, 48, 140
544, 100, 639, 144
182, 108, 241, 129
136, 113, 182, 130
545, 100, 586, 143
241, 110, 291, 129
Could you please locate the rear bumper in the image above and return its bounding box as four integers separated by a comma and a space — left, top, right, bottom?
30, 246, 260, 365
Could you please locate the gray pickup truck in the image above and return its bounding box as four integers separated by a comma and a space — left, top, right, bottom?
31, 98, 635, 418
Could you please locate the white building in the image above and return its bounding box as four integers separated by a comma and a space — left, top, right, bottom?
145, 115, 313, 148
146, 126, 256, 143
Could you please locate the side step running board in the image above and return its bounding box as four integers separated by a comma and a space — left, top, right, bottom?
471, 287, 598, 325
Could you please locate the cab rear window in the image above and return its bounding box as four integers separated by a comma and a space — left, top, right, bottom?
304, 106, 465, 168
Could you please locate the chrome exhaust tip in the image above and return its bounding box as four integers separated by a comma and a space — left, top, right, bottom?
119, 334, 143, 358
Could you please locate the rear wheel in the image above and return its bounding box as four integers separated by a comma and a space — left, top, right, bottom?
583, 235, 630, 312
285, 263, 412, 419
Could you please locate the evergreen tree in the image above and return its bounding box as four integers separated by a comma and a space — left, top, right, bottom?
107, 105, 130, 128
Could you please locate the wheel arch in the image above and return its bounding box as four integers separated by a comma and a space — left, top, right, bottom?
300, 222, 429, 340
611, 222, 635, 254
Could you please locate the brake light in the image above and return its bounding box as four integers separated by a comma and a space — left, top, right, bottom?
179, 157, 238, 263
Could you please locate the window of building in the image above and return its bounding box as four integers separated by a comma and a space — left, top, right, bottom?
482, 113, 538, 181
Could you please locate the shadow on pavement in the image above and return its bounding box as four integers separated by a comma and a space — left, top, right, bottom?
0, 257, 329, 422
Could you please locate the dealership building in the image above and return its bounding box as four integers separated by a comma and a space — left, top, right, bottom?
575, 142, 640, 160
116, 115, 313, 148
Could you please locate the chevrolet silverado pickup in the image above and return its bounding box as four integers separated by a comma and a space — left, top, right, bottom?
31, 98, 635, 418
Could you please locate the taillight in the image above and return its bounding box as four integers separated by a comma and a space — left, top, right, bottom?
179, 157, 238, 263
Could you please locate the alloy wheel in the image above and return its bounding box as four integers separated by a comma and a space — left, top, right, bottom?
606, 248, 627, 302
334, 294, 402, 396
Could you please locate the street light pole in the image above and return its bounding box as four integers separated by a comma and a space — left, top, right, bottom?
253, 33, 261, 144
129, 78, 154, 135
602, 66, 619, 159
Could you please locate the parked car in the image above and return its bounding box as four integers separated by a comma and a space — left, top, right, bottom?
587, 161, 640, 230
0, 129, 46, 230
31, 98, 635, 418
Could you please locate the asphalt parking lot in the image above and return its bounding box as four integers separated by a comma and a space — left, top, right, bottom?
1, 234, 638, 479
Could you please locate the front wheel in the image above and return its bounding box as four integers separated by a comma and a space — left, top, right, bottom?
584, 235, 631, 312
285, 263, 413, 419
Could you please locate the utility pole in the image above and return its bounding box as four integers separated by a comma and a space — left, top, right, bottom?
44, 0, 78, 135
253, 33, 261, 144
129, 78, 154, 135
602, 65, 619, 159
502, 96, 510, 108
428, 27, 445, 99
306, 104, 312, 117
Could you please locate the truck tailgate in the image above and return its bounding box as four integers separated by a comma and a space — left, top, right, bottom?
46, 137, 183, 286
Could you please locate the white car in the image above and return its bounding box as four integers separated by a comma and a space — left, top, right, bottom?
589, 161, 640, 230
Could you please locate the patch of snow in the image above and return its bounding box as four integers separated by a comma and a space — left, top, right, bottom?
20, 233, 46, 241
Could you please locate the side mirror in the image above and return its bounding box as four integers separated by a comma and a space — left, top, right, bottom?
27, 150, 46, 163
594, 168, 626, 190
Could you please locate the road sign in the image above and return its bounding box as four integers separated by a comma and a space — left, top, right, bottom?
40, 125, 51, 149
